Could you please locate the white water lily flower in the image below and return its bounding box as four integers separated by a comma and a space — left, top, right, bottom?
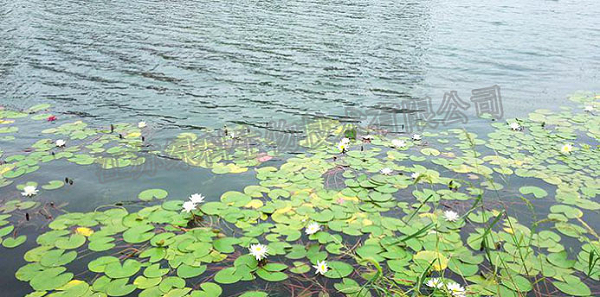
55, 139, 66, 147
584, 105, 593, 112
509, 122, 521, 131
426, 277, 444, 289
411, 172, 420, 179
337, 141, 347, 152
138, 121, 147, 128
560, 143, 573, 154
21, 185, 39, 197
305, 222, 321, 235
380, 167, 393, 175
249, 243, 269, 261
182, 201, 196, 213
446, 282, 466, 297
189, 193, 205, 204
341, 137, 350, 144
412, 134, 422, 141
391, 139, 406, 148
444, 210, 459, 222
313, 260, 329, 275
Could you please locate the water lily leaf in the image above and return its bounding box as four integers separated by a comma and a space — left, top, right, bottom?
324, 261, 353, 278
214, 267, 241, 284
555, 222, 586, 238
42, 180, 65, 190
519, 186, 548, 198
501, 274, 532, 292
40, 249, 77, 267
55, 234, 86, 250
133, 276, 162, 289
309, 210, 334, 222
23, 246, 53, 262
192, 282, 222, 297
177, 264, 207, 278
213, 237, 240, 253
334, 278, 367, 295
158, 277, 186, 293
553, 279, 591, 296
2, 235, 26, 248
105, 259, 141, 278
56, 279, 90, 295
105, 277, 136, 296
30, 269, 73, 291
547, 251, 576, 268
234, 254, 258, 269
123, 224, 155, 243
221, 191, 252, 207
164, 288, 192, 297
550, 205, 583, 219
16, 263, 46, 281
0, 225, 14, 237
140, 247, 166, 262
138, 188, 168, 201
262, 263, 287, 272
356, 244, 384, 262
88, 236, 115, 251
256, 268, 288, 281
413, 251, 448, 271
88, 256, 120, 273
144, 264, 170, 278
290, 262, 310, 274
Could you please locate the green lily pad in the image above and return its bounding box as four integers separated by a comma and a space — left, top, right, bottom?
41, 180, 65, 190
324, 261, 353, 278
104, 259, 141, 278
138, 188, 168, 201
256, 268, 288, 281
214, 267, 242, 284
30, 269, 73, 291
177, 264, 207, 278
519, 186, 548, 198
2, 235, 26, 248
40, 249, 77, 267
105, 277, 136, 296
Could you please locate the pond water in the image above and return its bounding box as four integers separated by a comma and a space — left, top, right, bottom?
0, 1, 599, 297
2, 0, 600, 129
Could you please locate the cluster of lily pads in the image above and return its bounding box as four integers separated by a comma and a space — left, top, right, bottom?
0, 104, 150, 187
1, 91, 599, 297
164, 127, 277, 175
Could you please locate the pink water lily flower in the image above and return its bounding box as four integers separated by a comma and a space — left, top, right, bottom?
257, 154, 273, 162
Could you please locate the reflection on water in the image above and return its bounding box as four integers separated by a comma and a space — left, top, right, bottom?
1, 0, 599, 134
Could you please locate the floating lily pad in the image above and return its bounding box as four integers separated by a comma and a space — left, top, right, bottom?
519, 186, 548, 198
138, 188, 168, 201
41, 180, 65, 190
2, 235, 26, 248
